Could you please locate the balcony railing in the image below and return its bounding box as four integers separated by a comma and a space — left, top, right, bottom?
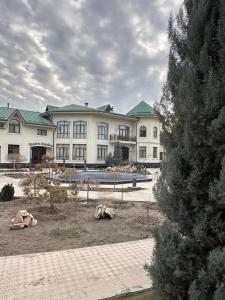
56, 133, 70, 139
110, 134, 136, 142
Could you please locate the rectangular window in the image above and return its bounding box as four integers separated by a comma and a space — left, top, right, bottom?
8, 144, 19, 155
139, 146, 146, 158
57, 121, 70, 138
37, 129, 47, 136
97, 123, 108, 140
119, 125, 129, 137
73, 121, 87, 139
9, 120, 20, 133
97, 145, 108, 160
153, 147, 158, 158
160, 152, 163, 161
72, 144, 86, 160
56, 144, 70, 160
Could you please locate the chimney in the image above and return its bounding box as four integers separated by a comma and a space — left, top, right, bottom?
84, 102, 88, 107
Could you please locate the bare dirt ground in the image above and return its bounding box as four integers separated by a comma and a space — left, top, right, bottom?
0, 198, 163, 256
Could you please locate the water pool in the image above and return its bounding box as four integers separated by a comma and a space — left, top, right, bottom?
56, 171, 152, 184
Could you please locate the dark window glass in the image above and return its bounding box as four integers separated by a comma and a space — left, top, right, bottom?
72, 144, 86, 160
97, 123, 108, 140
57, 121, 70, 138
56, 144, 70, 160
37, 129, 47, 136
97, 145, 108, 160
153, 147, 158, 158
153, 127, 158, 138
140, 126, 147, 137
139, 146, 146, 158
118, 125, 129, 137
8, 144, 19, 155
73, 121, 87, 139
9, 119, 20, 133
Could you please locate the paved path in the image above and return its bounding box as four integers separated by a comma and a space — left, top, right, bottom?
0, 239, 154, 300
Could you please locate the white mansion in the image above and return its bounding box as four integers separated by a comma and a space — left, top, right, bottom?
0, 101, 164, 168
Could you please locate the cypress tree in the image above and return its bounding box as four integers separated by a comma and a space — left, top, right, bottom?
113, 141, 123, 166
148, 1, 225, 299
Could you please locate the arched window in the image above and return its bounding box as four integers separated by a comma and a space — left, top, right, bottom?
9, 119, 20, 133
153, 126, 158, 138
73, 121, 87, 139
57, 121, 70, 138
140, 126, 147, 137
98, 122, 108, 140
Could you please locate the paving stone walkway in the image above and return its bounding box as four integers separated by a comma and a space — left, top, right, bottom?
0, 239, 154, 300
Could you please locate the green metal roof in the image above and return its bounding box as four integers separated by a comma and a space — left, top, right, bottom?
126, 101, 156, 116
0, 107, 54, 127
0, 107, 16, 121
96, 104, 113, 112
46, 105, 59, 111
46, 104, 97, 113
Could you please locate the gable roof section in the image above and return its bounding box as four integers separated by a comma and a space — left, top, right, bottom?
126, 101, 156, 117
0, 107, 54, 127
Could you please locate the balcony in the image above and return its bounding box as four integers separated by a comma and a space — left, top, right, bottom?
109, 134, 136, 144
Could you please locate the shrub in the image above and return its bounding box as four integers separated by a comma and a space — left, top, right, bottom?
0, 184, 15, 202
44, 185, 68, 213
19, 173, 48, 199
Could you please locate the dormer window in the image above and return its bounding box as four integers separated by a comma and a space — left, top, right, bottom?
140, 126, 147, 137
9, 119, 20, 133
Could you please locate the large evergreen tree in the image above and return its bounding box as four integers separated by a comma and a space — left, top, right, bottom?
148, 1, 225, 299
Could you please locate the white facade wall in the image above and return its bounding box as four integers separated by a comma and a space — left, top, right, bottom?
0, 110, 164, 166
0, 115, 54, 164
52, 113, 137, 164
136, 117, 164, 164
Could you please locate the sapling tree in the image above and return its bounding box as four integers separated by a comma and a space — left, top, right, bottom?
20, 173, 48, 200
81, 176, 99, 201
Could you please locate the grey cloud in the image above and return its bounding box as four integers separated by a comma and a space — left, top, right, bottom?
0, 0, 182, 112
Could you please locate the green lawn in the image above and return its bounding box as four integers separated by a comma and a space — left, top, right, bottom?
108, 290, 159, 300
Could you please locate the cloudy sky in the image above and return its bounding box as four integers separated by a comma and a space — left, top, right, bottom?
0, 0, 182, 113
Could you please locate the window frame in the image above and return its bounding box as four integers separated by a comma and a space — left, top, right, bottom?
73, 121, 87, 139
56, 144, 70, 160
9, 119, 20, 134
153, 147, 158, 158
72, 144, 87, 160
139, 146, 146, 158
139, 126, 147, 137
118, 125, 130, 137
57, 121, 70, 139
8, 144, 20, 155
97, 122, 108, 140
37, 129, 47, 136
153, 126, 158, 139
97, 145, 108, 161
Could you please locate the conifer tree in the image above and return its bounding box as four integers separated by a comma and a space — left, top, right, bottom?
113, 141, 123, 166
148, 1, 225, 299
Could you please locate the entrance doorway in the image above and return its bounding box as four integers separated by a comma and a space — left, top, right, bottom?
31, 147, 46, 165
122, 146, 129, 161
